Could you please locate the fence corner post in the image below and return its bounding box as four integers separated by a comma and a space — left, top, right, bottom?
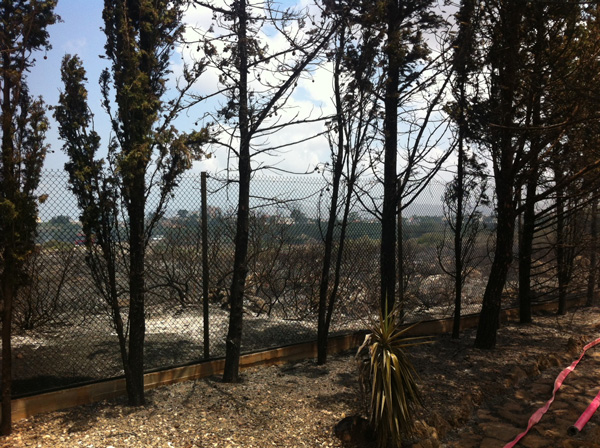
201, 171, 210, 359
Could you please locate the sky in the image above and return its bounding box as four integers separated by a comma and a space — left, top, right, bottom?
28, 0, 107, 170
22, 0, 464, 223
26, 0, 339, 176
25, 0, 459, 227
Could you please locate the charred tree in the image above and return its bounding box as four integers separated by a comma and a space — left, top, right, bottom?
0, 0, 57, 435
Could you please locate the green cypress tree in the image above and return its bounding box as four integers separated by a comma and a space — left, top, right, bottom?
0, 0, 57, 435
55, 0, 208, 405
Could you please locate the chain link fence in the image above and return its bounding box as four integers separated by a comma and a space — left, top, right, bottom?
3, 170, 584, 397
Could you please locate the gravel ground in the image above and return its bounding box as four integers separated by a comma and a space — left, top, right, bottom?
2, 305, 599, 448
9, 302, 368, 397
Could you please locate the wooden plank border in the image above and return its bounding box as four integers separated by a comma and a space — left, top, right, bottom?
5, 297, 584, 422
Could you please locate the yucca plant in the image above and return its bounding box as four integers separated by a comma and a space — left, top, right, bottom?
358, 306, 430, 448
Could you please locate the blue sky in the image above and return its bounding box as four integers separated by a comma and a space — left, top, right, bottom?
27, 0, 453, 187
25, 0, 457, 221
27, 0, 108, 170
26, 0, 336, 175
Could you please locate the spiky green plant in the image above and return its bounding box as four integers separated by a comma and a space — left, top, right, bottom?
365, 307, 429, 448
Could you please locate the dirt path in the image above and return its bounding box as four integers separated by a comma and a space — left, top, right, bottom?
2, 305, 600, 448
443, 343, 600, 448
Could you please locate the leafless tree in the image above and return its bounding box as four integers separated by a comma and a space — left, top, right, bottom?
14, 245, 77, 331
316, 1, 379, 363
189, 0, 339, 381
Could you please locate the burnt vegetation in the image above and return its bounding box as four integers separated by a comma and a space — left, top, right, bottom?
3, 0, 600, 443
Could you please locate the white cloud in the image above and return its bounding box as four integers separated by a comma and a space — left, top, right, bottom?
178, 0, 337, 177
62, 37, 87, 55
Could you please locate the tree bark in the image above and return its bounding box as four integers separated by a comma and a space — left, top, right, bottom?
105, 246, 132, 396
223, 150, 250, 382
397, 206, 404, 319
586, 198, 598, 307
127, 171, 146, 405
381, 0, 400, 314
1, 40, 15, 436
1, 253, 14, 436
518, 1, 544, 324
518, 174, 537, 324
555, 178, 567, 315
223, 0, 250, 383
475, 191, 516, 348
452, 127, 464, 339
474, 0, 522, 349
450, 0, 477, 339
316, 158, 343, 365
317, 27, 346, 365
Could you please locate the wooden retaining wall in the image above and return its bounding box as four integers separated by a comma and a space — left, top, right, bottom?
4, 297, 584, 423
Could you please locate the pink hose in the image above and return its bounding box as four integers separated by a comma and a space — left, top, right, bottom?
568, 388, 600, 436
504, 336, 600, 448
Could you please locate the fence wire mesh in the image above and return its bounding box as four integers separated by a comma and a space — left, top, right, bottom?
3, 170, 582, 397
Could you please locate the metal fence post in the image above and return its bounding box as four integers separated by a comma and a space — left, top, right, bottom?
201, 172, 210, 359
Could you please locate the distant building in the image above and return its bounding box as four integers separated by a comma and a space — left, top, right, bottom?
407, 216, 422, 225
206, 206, 221, 218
